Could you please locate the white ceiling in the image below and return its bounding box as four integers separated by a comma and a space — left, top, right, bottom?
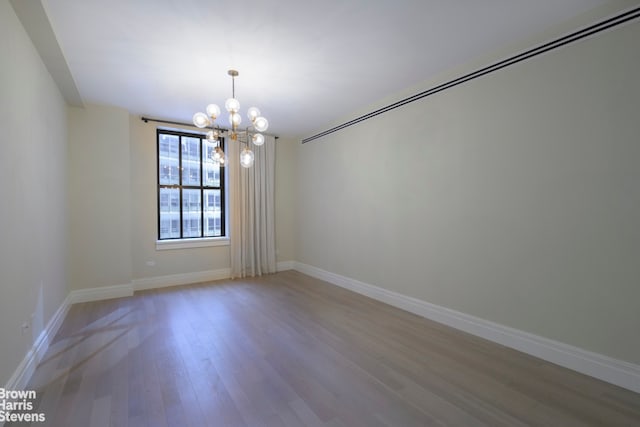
29, 0, 621, 137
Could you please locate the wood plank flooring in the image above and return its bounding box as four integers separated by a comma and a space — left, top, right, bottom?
9, 270, 640, 426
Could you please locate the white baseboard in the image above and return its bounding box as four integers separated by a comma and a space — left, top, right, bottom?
4, 293, 71, 391
132, 268, 231, 291
32, 293, 71, 365
68, 283, 134, 304
3, 266, 258, 396
292, 262, 640, 394
8, 264, 639, 396
6, 283, 131, 389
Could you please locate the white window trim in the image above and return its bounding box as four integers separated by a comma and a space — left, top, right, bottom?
156, 237, 229, 251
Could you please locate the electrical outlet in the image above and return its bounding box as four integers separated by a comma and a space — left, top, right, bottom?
21, 322, 30, 335
146, 260, 156, 266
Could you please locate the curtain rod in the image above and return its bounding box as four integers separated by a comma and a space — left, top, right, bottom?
140, 116, 279, 139
301, 6, 640, 144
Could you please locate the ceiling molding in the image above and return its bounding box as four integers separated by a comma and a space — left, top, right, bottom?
10, 0, 83, 107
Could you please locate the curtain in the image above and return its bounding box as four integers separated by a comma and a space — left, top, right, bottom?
229, 135, 277, 278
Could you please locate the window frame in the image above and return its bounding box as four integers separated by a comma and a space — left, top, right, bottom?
156, 128, 227, 243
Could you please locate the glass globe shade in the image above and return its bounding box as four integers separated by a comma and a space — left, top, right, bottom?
240, 148, 255, 168
193, 112, 210, 128
253, 116, 269, 132
206, 104, 221, 119
229, 112, 242, 126
252, 133, 265, 146
225, 98, 240, 113
247, 107, 261, 122
206, 130, 219, 142
211, 146, 226, 165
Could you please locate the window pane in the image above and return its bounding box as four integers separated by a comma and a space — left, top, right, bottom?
204, 189, 221, 236
182, 189, 201, 237
203, 140, 221, 187
157, 131, 224, 241
159, 188, 180, 239
203, 160, 220, 187
159, 134, 179, 185
181, 137, 200, 185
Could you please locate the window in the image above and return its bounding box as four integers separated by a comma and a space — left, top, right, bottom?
157, 129, 225, 240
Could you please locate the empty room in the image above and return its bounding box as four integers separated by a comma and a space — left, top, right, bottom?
1, 0, 639, 425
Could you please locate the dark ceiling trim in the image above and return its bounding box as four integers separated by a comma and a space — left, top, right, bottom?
301, 7, 640, 144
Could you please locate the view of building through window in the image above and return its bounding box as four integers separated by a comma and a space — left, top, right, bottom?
157, 130, 225, 239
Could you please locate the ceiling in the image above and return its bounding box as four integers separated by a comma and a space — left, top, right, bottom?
15, 0, 626, 138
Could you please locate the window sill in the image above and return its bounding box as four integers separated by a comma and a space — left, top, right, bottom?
156, 237, 229, 251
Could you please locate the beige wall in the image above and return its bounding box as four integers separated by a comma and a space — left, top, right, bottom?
274, 137, 298, 262
68, 104, 133, 290
295, 20, 640, 365
0, 1, 69, 385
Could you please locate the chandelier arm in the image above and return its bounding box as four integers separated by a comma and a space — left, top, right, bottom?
191, 69, 268, 168
141, 117, 277, 138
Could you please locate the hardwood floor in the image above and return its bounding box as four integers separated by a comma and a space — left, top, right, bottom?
9, 270, 640, 426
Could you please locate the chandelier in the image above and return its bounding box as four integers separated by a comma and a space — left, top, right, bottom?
192, 69, 269, 168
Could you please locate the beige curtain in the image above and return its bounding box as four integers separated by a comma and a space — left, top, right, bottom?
229, 135, 277, 278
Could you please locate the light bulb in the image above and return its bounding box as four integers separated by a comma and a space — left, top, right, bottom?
225, 98, 240, 113
229, 112, 242, 126
253, 116, 269, 132
247, 107, 261, 122
252, 133, 265, 146
211, 146, 226, 165
206, 104, 221, 119
240, 148, 255, 168
206, 130, 219, 142
193, 112, 210, 128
